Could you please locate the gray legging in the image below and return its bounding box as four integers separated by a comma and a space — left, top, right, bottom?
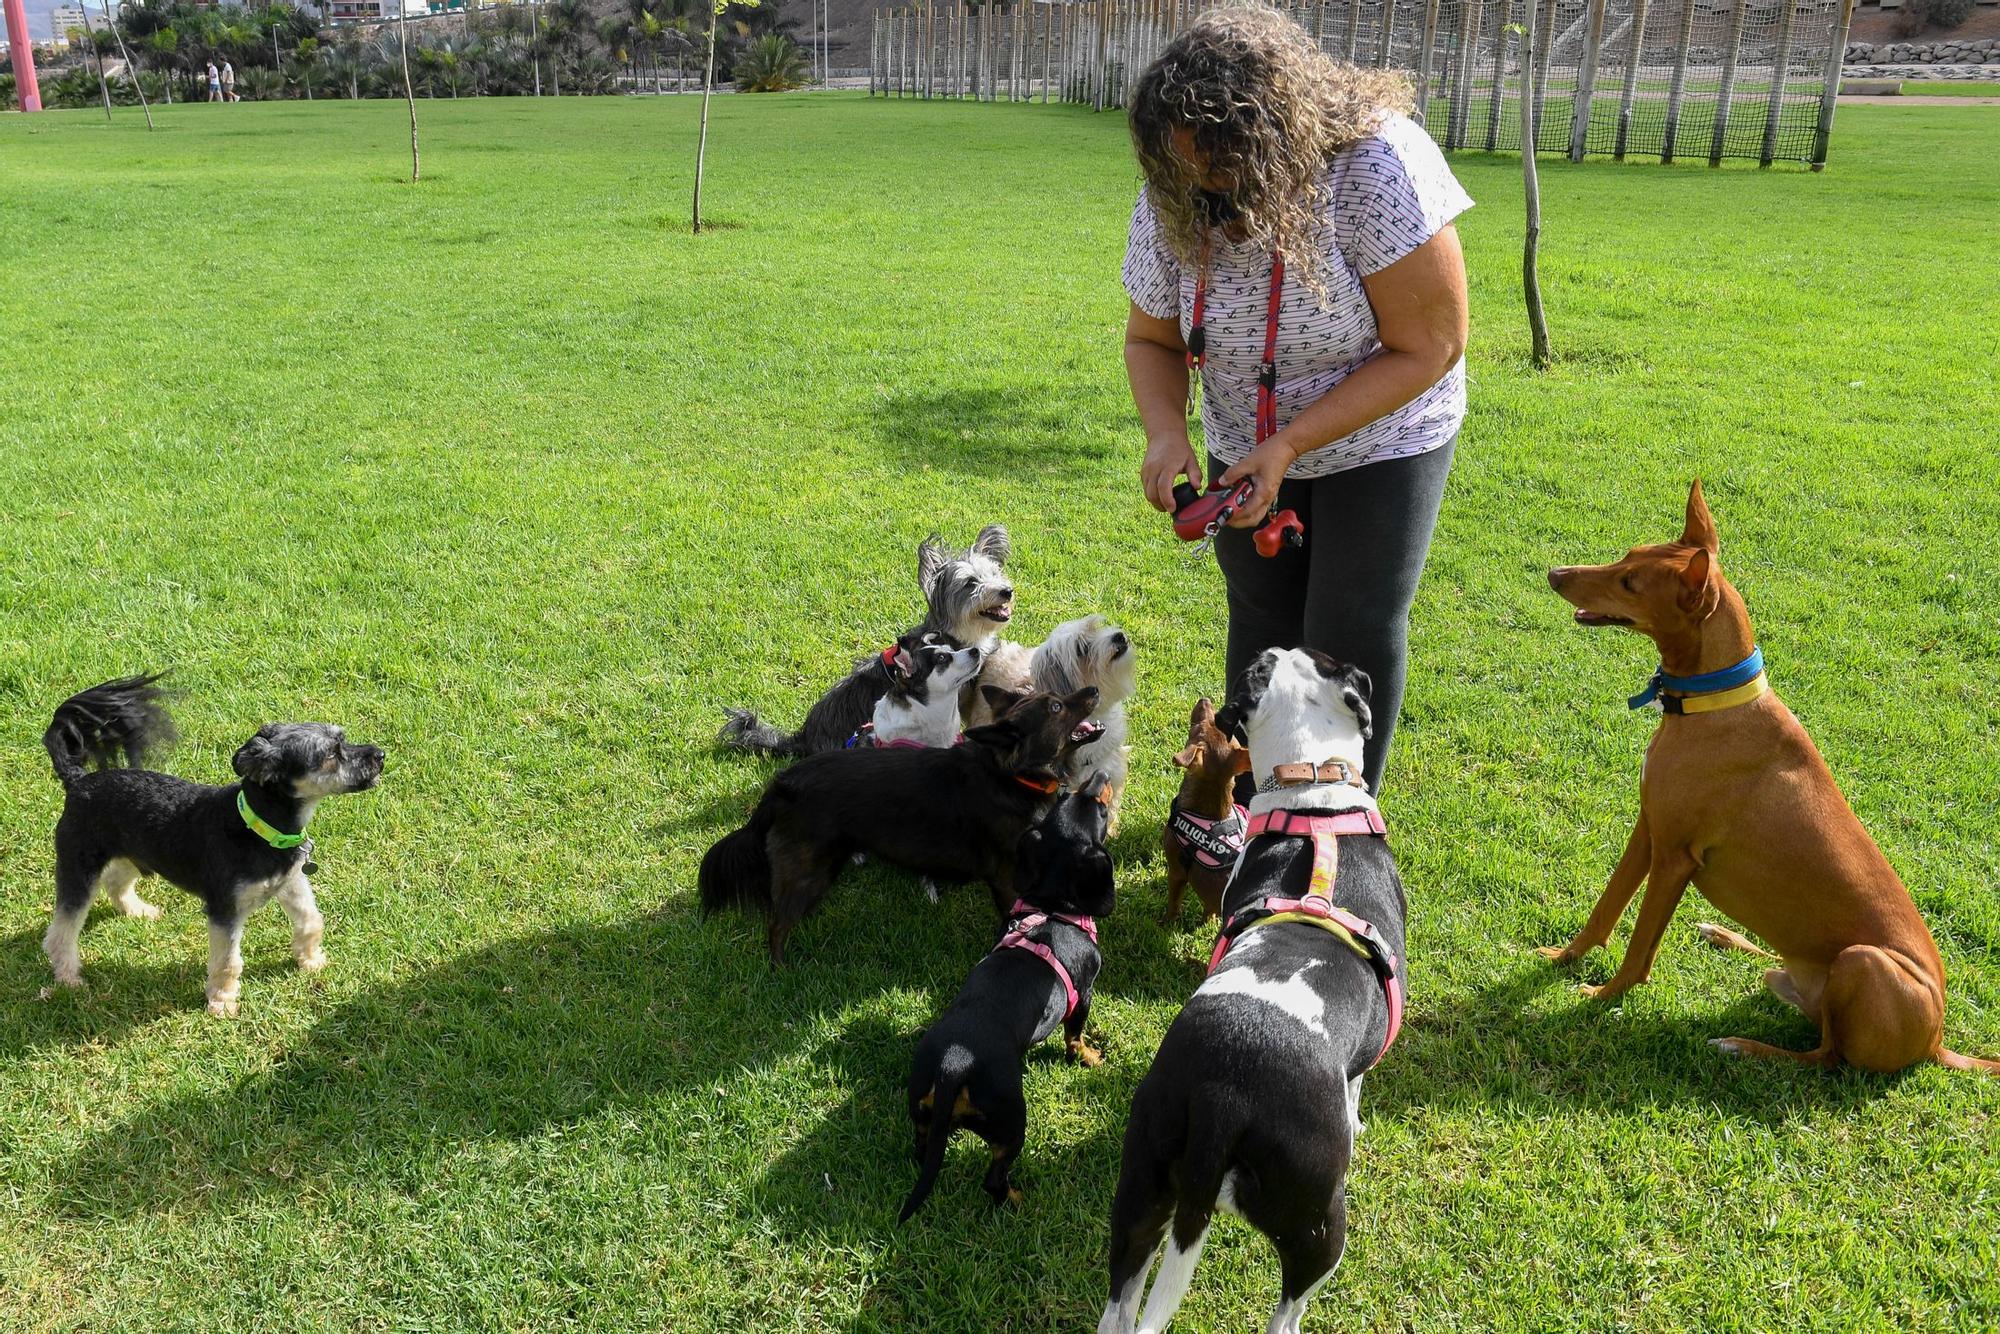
1210, 436, 1456, 792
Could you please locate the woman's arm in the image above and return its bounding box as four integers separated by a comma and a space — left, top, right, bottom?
1217, 225, 1469, 525
1126, 303, 1203, 513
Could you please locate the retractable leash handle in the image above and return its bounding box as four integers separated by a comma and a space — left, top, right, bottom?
1170, 481, 1306, 558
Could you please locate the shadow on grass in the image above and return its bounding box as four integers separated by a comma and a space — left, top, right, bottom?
1366, 958, 1897, 1125
862, 385, 1116, 476
0, 923, 202, 1059
47, 902, 912, 1219
748, 1012, 1129, 1330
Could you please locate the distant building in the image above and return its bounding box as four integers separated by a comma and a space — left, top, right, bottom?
325, 0, 386, 17
50, 4, 93, 41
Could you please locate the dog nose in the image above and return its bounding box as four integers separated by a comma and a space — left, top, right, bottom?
1110, 631, 1129, 652
998, 586, 1014, 601
1547, 568, 1570, 590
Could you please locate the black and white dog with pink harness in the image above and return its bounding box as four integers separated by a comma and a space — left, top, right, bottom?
1099, 648, 1407, 1334
900, 774, 1117, 1222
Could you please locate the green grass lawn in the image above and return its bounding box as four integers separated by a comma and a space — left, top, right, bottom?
1901, 80, 2000, 97
1, 94, 1996, 1330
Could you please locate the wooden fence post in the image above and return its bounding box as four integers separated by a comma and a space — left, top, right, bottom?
1568, 0, 1608, 160
1759, 0, 1800, 166
1415, 0, 1442, 122
1812, 0, 1855, 169
1529, 0, 1556, 154
1345, 0, 1362, 58
1485, 0, 1511, 151
1376, 0, 1398, 67
1661, 0, 1696, 160
1448, 0, 1479, 148
1708, 0, 1750, 166
1613, 0, 1649, 158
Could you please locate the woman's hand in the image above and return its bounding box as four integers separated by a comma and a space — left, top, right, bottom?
1141, 432, 1202, 513
1217, 436, 1298, 527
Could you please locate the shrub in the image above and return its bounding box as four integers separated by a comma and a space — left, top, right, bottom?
1891, 0, 1975, 37
734, 34, 807, 92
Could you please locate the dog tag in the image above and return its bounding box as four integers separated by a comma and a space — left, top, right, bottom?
301, 838, 319, 877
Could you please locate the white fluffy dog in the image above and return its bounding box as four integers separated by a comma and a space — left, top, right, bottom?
974, 615, 1136, 814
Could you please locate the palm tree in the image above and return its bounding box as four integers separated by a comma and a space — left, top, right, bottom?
545, 0, 591, 94
293, 34, 320, 98
733, 32, 803, 91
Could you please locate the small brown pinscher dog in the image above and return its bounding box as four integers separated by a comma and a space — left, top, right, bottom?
1159, 698, 1252, 926
1544, 480, 1997, 1075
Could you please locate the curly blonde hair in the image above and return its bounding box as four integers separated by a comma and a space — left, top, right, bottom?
1129, 5, 1415, 305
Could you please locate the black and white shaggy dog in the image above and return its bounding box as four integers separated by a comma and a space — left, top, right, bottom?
860, 639, 984, 750
717, 526, 1015, 757
40, 675, 384, 1018
699, 685, 1102, 964
899, 773, 1116, 1221
1098, 648, 1406, 1334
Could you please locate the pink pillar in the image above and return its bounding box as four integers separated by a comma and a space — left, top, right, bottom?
4, 0, 43, 111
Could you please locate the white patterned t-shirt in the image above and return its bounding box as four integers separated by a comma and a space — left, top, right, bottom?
1121, 113, 1473, 479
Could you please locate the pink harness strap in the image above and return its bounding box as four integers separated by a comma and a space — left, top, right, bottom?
1208, 808, 1403, 1068
846, 722, 960, 751
1168, 803, 1250, 871
994, 899, 1098, 1021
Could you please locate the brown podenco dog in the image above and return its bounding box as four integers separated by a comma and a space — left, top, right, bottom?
1542, 481, 1996, 1075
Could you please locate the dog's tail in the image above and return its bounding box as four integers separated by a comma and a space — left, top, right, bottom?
1132, 1094, 1247, 1333
698, 801, 774, 918
1938, 1047, 2000, 1076
717, 709, 803, 758
898, 1049, 974, 1224
43, 674, 177, 789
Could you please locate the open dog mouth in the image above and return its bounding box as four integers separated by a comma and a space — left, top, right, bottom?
981, 604, 1013, 623
1069, 720, 1106, 745
1573, 609, 1634, 627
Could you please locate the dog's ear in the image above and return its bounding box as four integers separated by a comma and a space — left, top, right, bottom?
1077, 849, 1117, 918
1215, 652, 1274, 743
918, 534, 948, 589
232, 730, 288, 787
1677, 546, 1718, 617
1679, 479, 1720, 553
1340, 667, 1374, 741
1211, 701, 1248, 745
980, 684, 1027, 717
1170, 742, 1202, 770
971, 524, 1011, 566
889, 646, 914, 681
963, 717, 1022, 756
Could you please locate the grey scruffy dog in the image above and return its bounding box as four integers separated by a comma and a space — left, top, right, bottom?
718, 526, 1016, 758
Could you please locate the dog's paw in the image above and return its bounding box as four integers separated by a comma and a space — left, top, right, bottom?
1005, 1187, 1024, 1207
1068, 1039, 1104, 1068
1577, 980, 1633, 1003
1709, 1037, 1746, 1058
206, 994, 241, 1019
125, 899, 163, 921
296, 950, 329, 973
1536, 944, 1579, 965
921, 877, 941, 904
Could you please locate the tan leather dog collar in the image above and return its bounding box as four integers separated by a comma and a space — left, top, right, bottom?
1260, 758, 1366, 792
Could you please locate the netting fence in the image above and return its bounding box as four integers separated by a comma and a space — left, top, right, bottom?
866, 0, 1859, 168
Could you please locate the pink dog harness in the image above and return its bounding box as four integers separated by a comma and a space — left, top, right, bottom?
1206, 807, 1404, 1068
844, 722, 930, 751
1168, 804, 1250, 871
995, 899, 1099, 1021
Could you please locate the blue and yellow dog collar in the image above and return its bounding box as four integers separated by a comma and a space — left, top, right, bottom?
1630, 647, 1768, 715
